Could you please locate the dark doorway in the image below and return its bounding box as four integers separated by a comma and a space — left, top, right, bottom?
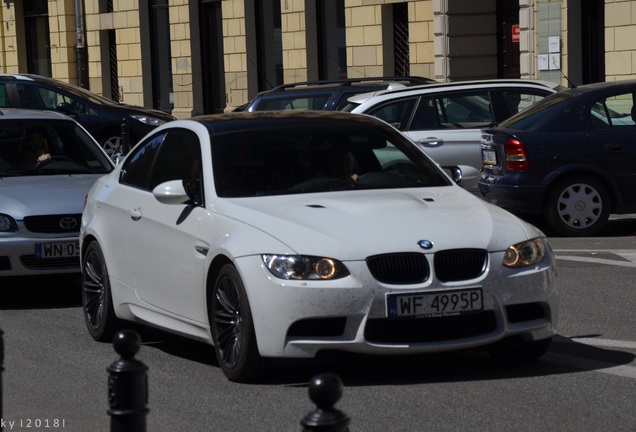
496, 0, 520, 79
200, 0, 226, 113
581, 0, 605, 84
24, 0, 52, 76
150, 0, 173, 112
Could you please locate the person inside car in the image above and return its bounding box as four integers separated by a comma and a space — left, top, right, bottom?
18, 133, 52, 167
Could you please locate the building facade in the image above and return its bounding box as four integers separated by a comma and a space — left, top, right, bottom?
0, 0, 634, 118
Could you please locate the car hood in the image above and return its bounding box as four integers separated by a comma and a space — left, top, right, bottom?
216, 187, 540, 259
118, 104, 176, 121
0, 174, 100, 218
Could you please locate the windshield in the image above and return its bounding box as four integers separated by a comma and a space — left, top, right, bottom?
45, 78, 120, 106
211, 122, 451, 197
0, 120, 114, 177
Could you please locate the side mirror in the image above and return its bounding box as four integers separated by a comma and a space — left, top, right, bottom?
443, 166, 463, 184
152, 179, 201, 206
55, 102, 75, 116
152, 180, 190, 205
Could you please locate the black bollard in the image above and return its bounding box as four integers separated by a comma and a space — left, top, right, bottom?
1, 328, 4, 423
120, 117, 131, 156
107, 330, 149, 432
300, 373, 350, 432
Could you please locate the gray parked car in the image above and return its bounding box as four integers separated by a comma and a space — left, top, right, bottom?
0, 109, 114, 277
344, 79, 564, 191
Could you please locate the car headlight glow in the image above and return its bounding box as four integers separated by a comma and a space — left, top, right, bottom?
0, 214, 18, 232
129, 115, 167, 127
262, 255, 349, 280
503, 237, 547, 268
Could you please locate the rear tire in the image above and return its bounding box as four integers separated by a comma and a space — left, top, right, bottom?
81, 241, 122, 342
210, 264, 264, 382
545, 176, 610, 236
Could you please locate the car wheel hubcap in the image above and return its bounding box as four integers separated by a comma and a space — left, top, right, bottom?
213, 277, 243, 369
102, 137, 122, 156
557, 183, 602, 229
83, 250, 105, 330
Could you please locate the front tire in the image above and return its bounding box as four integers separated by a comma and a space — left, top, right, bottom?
82, 241, 121, 342
210, 264, 263, 382
545, 176, 610, 236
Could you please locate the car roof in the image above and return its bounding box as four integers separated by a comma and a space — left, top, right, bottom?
182, 110, 385, 135
0, 107, 76, 121
258, 76, 435, 94
561, 79, 636, 95
346, 79, 563, 105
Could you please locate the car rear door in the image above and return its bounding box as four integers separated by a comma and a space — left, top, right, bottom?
587, 94, 636, 203
402, 92, 493, 171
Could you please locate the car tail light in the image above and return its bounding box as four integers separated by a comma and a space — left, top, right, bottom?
505, 137, 530, 171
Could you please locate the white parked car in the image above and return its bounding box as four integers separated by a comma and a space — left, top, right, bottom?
0, 109, 114, 277
80, 111, 558, 382
343, 79, 563, 191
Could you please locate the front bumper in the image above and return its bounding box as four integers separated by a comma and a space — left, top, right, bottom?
0, 234, 80, 277
236, 250, 558, 358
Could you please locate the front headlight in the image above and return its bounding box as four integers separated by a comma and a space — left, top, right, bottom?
0, 214, 18, 232
129, 114, 168, 127
503, 237, 547, 268
262, 255, 350, 280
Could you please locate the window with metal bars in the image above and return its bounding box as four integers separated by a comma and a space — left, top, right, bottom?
393, 3, 410, 77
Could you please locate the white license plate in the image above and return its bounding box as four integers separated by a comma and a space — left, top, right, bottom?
387, 288, 483, 318
35, 241, 80, 259
482, 149, 497, 165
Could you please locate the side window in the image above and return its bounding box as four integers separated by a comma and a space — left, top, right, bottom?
0, 84, 8, 108
148, 129, 202, 190
502, 91, 549, 115
368, 98, 417, 130
120, 133, 166, 189
410, 97, 438, 130
590, 93, 636, 130
36, 87, 87, 112
437, 92, 493, 128
16, 84, 46, 109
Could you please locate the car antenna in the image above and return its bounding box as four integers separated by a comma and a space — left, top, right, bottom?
552, 56, 576, 88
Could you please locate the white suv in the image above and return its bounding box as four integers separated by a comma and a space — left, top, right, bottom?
343, 79, 564, 191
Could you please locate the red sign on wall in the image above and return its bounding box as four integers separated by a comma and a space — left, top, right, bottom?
512, 24, 520, 43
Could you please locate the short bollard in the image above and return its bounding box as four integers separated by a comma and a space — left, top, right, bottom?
1, 327, 4, 423
107, 330, 149, 432
301, 373, 350, 432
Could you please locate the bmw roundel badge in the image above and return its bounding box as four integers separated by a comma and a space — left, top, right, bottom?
418, 240, 433, 249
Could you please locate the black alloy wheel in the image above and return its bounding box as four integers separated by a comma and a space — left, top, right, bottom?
210, 264, 263, 382
82, 241, 121, 342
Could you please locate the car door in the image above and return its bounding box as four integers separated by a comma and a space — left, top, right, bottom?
587, 93, 636, 203
403, 92, 493, 171
120, 128, 208, 322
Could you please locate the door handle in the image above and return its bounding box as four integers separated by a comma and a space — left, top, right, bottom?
604, 143, 624, 152
418, 137, 444, 147
129, 207, 142, 221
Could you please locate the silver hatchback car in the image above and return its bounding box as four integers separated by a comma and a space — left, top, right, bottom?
0, 109, 114, 277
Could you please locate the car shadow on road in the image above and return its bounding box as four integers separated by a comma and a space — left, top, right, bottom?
0, 275, 82, 309
129, 329, 635, 386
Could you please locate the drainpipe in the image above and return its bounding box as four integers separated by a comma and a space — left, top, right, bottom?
75, 0, 89, 88
0, 3, 7, 73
